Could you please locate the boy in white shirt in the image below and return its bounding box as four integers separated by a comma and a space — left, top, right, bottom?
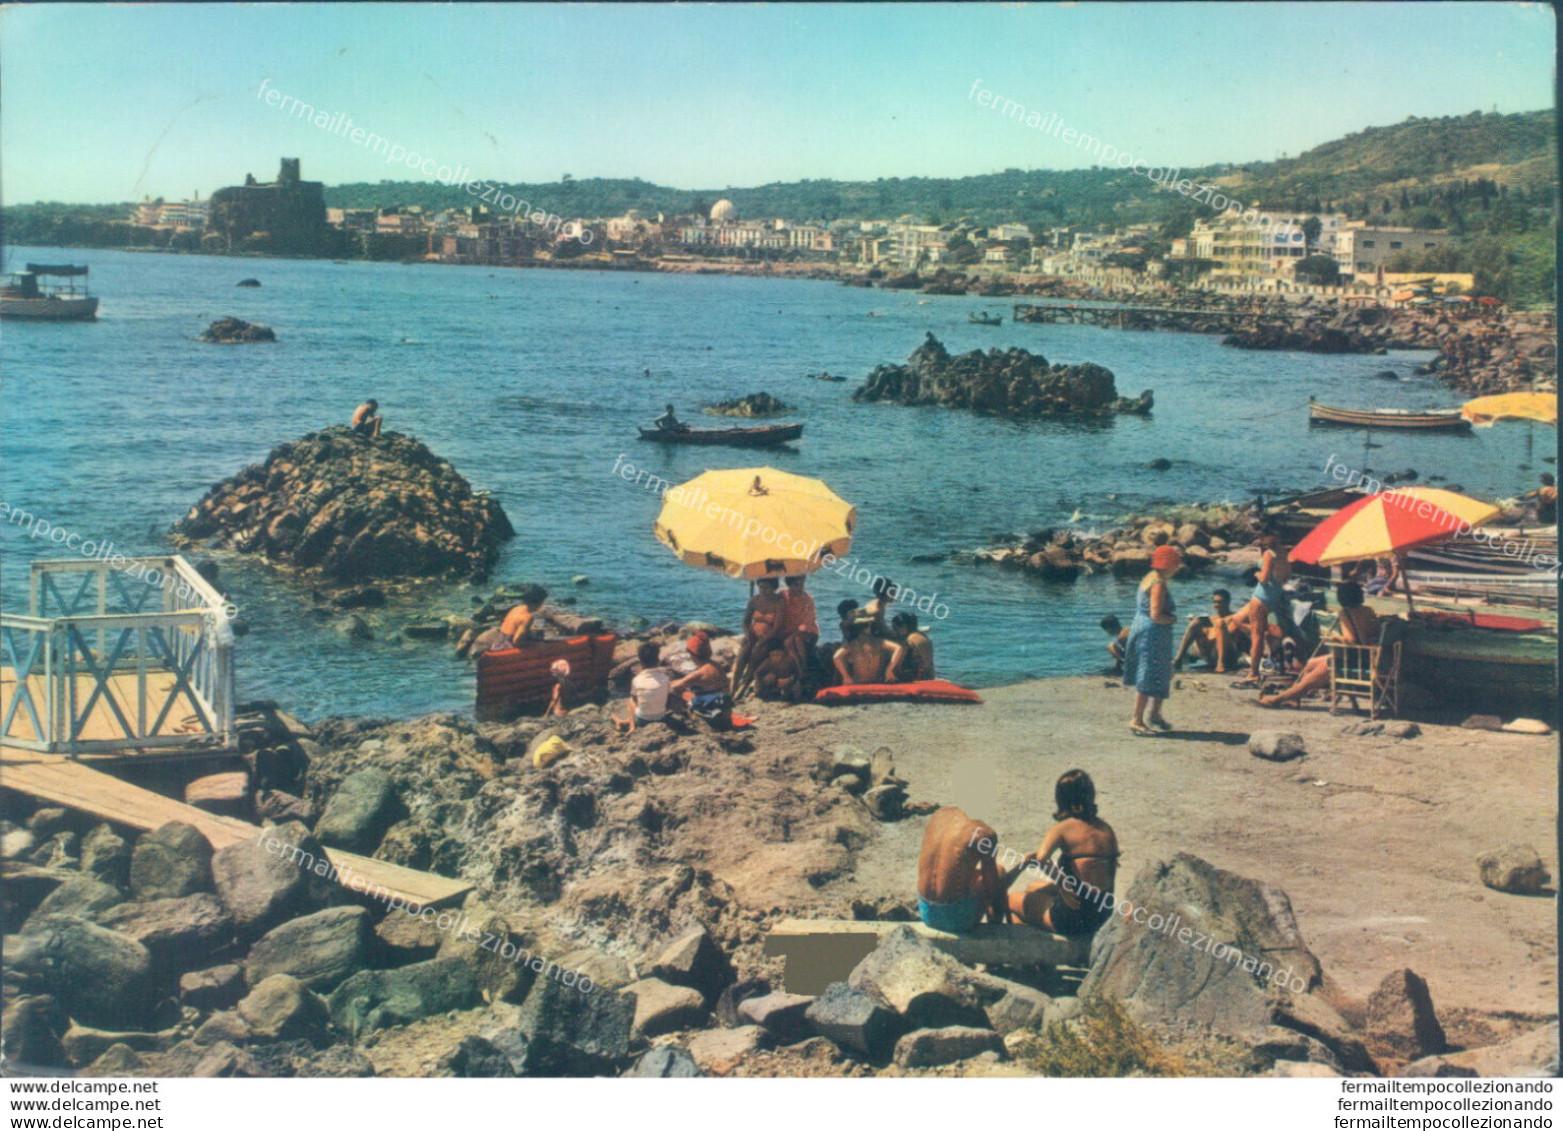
614, 641, 671, 733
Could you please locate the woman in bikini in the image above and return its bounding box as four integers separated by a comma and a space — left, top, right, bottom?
1005, 770, 1119, 938
1258, 581, 1380, 708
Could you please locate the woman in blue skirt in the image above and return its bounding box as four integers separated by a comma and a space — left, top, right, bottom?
1123, 545, 1181, 736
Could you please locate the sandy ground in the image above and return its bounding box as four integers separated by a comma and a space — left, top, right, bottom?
796, 674, 1557, 1021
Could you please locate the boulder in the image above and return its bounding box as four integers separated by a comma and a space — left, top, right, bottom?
212, 822, 333, 939
1, 995, 69, 1068
198, 317, 275, 344
1477, 844, 1551, 894
714, 976, 772, 1027
328, 957, 482, 1036
704, 392, 789, 418
255, 790, 316, 826
1398, 1022, 1558, 1078
32, 878, 125, 922
513, 973, 635, 1076
737, 992, 817, 1042
171, 427, 515, 584
623, 977, 707, 1039
804, 981, 900, 1059
892, 1026, 1005, 1068
246, 906, 371, 991
80, 825, 132, 889
1110, 547, 1153, 577
375, 909, 444, 965
846, 926, 987, 1030
1079, 854, 1371, 1072
296, 1046, 377, 1077
237, 974, 331, 1045
314, 768, 399, 854
441, 1035, 519, 1077
687, 1025, 768, 1076
1365, 969, 1446, 1061
11, 916, 155, 1030
179, 964, 245, 1012
98, 893, 234, 967
863, 783, 907, 822
557, 946, 635, 992
129, 822, 213, 900
60, 1022, 178, 1065
192, 1011, 252, 1047
183, 773, 251, 817
625, 1047, 702, 1077
647, 925, 736, 1004
1249, 730, 1307, 762
81, 1044, 144, 1077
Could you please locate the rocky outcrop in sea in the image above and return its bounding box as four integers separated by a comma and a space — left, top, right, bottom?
200, 317, 276, 344
705, 392, 790, 418
172, 427, 514, 584
852, 335, 1152, 420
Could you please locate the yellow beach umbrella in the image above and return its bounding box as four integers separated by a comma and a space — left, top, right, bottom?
654, 467, 856, 579
1460, 392, 1558, 428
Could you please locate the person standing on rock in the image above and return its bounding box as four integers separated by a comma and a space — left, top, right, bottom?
351, 398, 383, 438
1124, 545, 1179, 736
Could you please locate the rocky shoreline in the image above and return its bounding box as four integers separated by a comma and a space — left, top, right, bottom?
965, 504, 1262, 582
852, 335, 1152, 421
4, 698, 1553, 1079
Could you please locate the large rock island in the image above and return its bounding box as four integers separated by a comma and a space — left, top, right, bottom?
173, 427, 514, 583
852, 335, 1152, 419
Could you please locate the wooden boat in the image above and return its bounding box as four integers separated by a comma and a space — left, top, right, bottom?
968, 313, 1003, 326
1308, 400, 1472, 432
1407, 570, 1558, 610
1364, 594, 1557, 713
475, 633, 617, 721
1407, 528, 1557, 576
1, 264, 98, 321
638, 423, 803, 448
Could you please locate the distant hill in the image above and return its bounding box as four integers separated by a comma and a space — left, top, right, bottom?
321, 108, 1554, 228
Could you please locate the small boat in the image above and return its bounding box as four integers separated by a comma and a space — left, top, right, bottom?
638, 423, 804, 448
968, 312, 1003, 326
1308, 399, 1471, 432
1407, 528, 1558, 576
1, 264, 99, 321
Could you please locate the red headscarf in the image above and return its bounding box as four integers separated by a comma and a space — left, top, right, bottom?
1150, 545, 1183, 573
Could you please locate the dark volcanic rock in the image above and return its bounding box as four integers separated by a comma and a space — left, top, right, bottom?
199, 317, 276, 344
99, 893, 234, 968
327, 957, 482, 1036
211, 822, 335, 940
846, 926, 987, 1030
246, 906, 372, 992
705, 391, 789, 417
172, 426, 515, 583
514, 975, 635, 1077
647, 924, 736, 1005
852, 335, 1152, 420
237, 974, 332, 1045
805, 981, 900, 1059
314, 768, 399, 854
626, 1047, 702, 1077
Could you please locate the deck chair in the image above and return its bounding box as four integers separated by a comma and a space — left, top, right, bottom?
1328, 616, 1404, 720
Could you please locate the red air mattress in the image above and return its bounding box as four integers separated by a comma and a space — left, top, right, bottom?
1416, 610, 1549, 633
815, 679, 983, 705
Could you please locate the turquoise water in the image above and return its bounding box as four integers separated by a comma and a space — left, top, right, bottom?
1, 247, 1534, 720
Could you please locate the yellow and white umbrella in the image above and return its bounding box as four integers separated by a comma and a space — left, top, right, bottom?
654, 467, 855, 580
1460, 393, 1557, 428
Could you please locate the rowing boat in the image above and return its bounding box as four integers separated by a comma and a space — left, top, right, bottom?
1308, 401, 1472, 432
637, 423, 804, 448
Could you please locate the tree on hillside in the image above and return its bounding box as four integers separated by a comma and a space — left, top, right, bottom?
1293, 255, 1340, 285
1301, 216, 1322, 248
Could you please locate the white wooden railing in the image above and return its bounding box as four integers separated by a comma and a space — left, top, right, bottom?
1, 556, 236, 756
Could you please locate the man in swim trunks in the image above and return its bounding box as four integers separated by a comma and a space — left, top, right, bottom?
1172, 588, 1250, 673
917, 806, 1007, 932
833, 618, 905, 685
498, 585, 548, 647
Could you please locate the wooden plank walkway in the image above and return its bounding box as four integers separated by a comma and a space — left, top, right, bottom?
0, 750, 471, 909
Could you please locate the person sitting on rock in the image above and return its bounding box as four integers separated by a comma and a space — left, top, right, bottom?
351, 399, 383, 438
499, 585, 548, 648
614, 641, 670, 733
833, 618, 904, 686
862, 576, 898, 637
1100, 614, 1129, 674
1258, 581, 1379, 710
890, 611, 935, 682
670, 632, 733, 726
835, 599, 860, 640
918, 805, 1007, 933
732, 577, 787, 698
653, 403, 684, 432
1172, 589, 1247, 673
1003, 769, 1119, 937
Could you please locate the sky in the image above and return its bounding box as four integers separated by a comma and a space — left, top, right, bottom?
1, 2, 1554, 204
